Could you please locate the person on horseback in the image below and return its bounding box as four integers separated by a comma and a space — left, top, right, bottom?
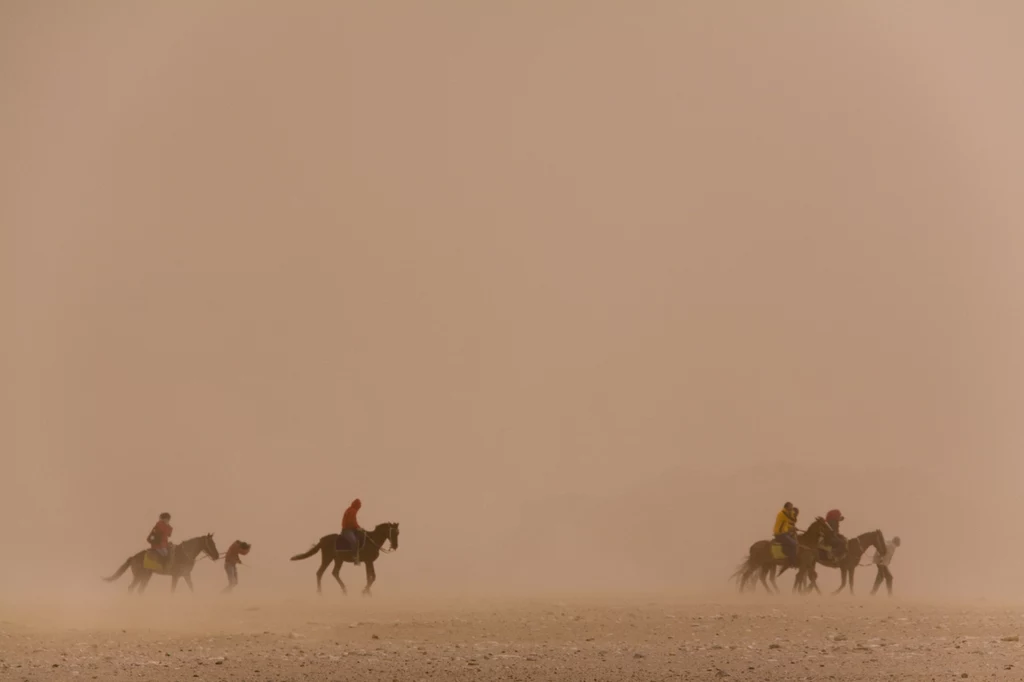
824, 509, 848, 560
773, 502, 798, 566
342, 499, 363, 566
147, 513, 174, 568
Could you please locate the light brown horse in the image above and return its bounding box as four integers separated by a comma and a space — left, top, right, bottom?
731, 517, 836, 595
102, 533, 220, 594
290, 522, 399, 596
774, 529, 887, 595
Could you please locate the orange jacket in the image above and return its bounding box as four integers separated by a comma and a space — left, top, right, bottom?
342, 499, 362, 531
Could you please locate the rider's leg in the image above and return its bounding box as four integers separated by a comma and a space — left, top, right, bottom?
343, 530, 360, 564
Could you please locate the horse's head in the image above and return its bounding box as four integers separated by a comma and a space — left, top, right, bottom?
384, 522, 399, 551
202, 533, 220, 561
810, 516, 836, 544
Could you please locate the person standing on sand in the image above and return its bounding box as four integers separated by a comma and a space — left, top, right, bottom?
871, 535, 900, 596
223, 540, 250, 593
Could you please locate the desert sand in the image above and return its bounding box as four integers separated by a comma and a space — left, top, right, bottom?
3, 592, 1024, 682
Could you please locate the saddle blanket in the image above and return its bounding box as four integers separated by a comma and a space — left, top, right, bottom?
335, 534, 363, 552
143, 550, 169, 572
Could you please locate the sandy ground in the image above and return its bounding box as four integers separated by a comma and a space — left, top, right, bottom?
2, 593, 1023, 681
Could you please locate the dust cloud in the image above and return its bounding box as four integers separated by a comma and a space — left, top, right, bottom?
4, 1, 1024, 620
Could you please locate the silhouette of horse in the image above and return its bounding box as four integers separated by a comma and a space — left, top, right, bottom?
290, 522, 399, 596
773, 529, 887, 595
102, 533, 220, 594
731, 517, 836, 595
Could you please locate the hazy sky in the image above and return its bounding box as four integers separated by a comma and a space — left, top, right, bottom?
4, 2, 1024, 599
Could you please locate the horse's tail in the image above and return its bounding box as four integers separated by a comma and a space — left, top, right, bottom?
102, 556, 133, 582
730, 555, 756, 591
290, 540, 322, 561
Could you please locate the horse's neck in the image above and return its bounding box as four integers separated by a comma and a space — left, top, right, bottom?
178, 538, 201, 560
843, 534, 871, 560
855, 533, 878, 553
799, 525, 821, 545
369, 526, 389, 543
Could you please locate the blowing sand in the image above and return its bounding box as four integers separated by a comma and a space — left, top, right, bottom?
3, 593, 1022, 681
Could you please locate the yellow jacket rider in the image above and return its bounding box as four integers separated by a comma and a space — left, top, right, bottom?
773, 502, 798, 563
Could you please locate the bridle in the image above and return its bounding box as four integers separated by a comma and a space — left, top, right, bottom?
363, 524, 398, 554
193, 535, 219, 562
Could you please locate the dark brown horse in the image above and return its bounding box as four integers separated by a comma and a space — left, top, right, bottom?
774, 529, 887, 595
290, 522, 399, 596
731, 517, 836, 595
102, 533, 220, 594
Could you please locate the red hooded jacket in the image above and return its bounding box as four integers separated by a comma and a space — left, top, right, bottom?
342, 499, 362, 531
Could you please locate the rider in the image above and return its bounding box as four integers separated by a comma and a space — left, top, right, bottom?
773, 502, 798, 566
147, 513, 174, 568
341, 499, 363, 566
825, 509, 847, 559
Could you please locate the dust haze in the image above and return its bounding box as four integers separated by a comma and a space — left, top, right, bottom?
5, 1, 1024, 620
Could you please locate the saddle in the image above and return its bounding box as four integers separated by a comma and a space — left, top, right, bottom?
335, 531, 365, 553
769, 542, 788, 561
143, 548, 173, 573
769, 537, 799, 562
817, 538, 848, 563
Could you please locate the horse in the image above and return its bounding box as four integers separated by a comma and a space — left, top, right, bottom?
290, 522, 399, 596
773, 529, 887, 595
102, 533, 220, 594
731, 517, 836, 595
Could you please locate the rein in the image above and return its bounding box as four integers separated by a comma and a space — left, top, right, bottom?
362, 526, 397, 554
176, 537, 217, 563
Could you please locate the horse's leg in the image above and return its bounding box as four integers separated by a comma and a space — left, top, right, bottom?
127, 566, 140, 593
848, 567, 856, 595
832, 566, 847, 595
184, 574, 194, 593
362, 560, 375, 596
757, 565, 771, 593
795, 557, 812, 595
810, 568, 822, 595
138, 573, 151, 595
331, 558, 347, 596
315, 551, 331, 594
769, 565, 779, 594
171, 575, 179, 593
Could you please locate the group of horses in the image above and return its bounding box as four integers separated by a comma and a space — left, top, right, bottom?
101, 522, 401, 596
731, 516, 887, 595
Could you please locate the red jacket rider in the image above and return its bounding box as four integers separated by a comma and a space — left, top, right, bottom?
341, 499, 363, 564
149, 513, 173, 552
342, 499, 362, 531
